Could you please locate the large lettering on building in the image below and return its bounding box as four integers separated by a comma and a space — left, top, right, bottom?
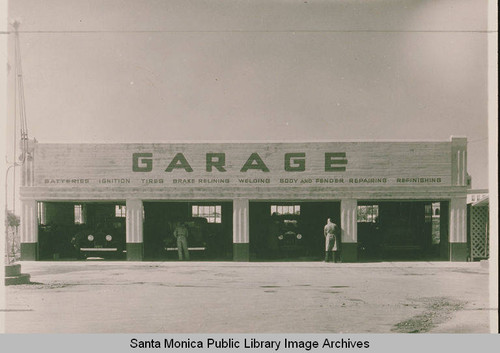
32, 141, 454, 186
132, 152, 348, 173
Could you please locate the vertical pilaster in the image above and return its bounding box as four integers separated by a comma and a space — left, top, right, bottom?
20, 199, 38, 260
449, 197, 467, 261
126, 199, 143, 261
233, 198, 249, 261
449, 137, 468, 261
340, 199, 358, 262
451, 137, 467, 187
21, 139, 36, 187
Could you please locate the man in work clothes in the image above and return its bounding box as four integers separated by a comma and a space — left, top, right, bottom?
174, 222, 190, 261
324, 218, 340, 263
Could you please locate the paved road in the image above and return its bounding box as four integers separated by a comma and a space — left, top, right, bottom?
2, 261, 493, 333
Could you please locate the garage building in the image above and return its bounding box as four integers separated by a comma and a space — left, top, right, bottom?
19, 137, 468, 262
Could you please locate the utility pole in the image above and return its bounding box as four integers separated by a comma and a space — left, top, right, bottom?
5, 20, 29, 263
4, 19, 31, 284
4, 165, 17, 264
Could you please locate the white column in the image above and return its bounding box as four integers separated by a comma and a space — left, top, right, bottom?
451, 137, 467, 187
341, 199, 357, 243
233, 199, 249, 243
126, 199, 143, 243
21, 199, 38, 243
449, 197, 467, 243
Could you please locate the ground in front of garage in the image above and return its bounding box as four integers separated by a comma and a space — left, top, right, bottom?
2, 261, 494, 333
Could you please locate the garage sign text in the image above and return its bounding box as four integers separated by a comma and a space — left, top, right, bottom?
132, 152, 348, 173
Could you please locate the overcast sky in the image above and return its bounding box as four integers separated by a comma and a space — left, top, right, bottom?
6, 0, 490, 188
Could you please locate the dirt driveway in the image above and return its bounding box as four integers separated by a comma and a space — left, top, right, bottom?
2, 261, 493, 333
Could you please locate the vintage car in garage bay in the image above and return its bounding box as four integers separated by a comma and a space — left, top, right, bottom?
163, 217, 227, 259
71, 222, 126, 259
162, 217, 214, 258
268, 214, 307, 256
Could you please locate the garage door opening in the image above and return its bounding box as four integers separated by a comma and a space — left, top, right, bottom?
38, 201, 126, 260
357, 201, 449, 261
249, 201, 340, 261
143, 201, 233, 260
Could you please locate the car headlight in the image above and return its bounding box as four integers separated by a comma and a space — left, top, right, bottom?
296, 234, 302, 239
278, 235, 284, 240
106, 234, 112, 242
87, 234, 94, 241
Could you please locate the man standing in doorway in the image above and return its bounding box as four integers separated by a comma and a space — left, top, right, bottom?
324, 218, 340, 263
174, 222, 190, 261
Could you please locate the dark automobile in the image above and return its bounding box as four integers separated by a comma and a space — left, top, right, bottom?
268, 214, 305, 254
163, 217, 211, 255
38, 224, 78, 260
71, 222, 126, 259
